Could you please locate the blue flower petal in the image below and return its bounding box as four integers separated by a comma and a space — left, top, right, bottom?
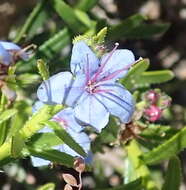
0, 41, 21, 50
70, 41, 99, 77
31, 156, 50, 167
98, 83, 135, 123
0, 44, 11, 65
98, 49, 135, 81
65, 74, 86, 107
74, 92, 109, 132
55, 128, 90, 157
37, 72, 73, 104
52, 107, 83, 132
32, 101, 44, 113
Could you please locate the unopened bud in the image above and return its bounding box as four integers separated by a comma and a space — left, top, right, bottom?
144, 105, 162, 122
145, 90, 159, 104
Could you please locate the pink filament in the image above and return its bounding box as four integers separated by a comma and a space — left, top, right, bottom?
91, 43, 119, 83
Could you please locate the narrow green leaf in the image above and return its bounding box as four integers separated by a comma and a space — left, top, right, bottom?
39, 27, 71, 59
107, 14, 147, 41
162, 156, 181, 190
11, 132, 25, 158
0, 122, 7, 145
20, 105, 63, 140
0, 105, 63, 165
27, 132, 63, 149
96, 178, 142, 190
142, 127, 186, 165
74, 9, 96, 29
16, 73, 40, 86
50, 0, 88, 33
37, 183, 55, 190
125, 140, 158, 190
76, 0, 98, 11
44, 121, 86, 157
8, 101, 31, 139
28, 147, 74, 167
14, 0, 49, 42
121, 59, 150, 89
17, 28, 71, 73
123, 23, 170, 39
0, 109, 17, 125
138, 70, 174, 86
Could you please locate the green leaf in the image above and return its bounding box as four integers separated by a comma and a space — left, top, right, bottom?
142, 127, 186, 165
162, 156, 182, 190
38, 27, 71, 59
11, 132, 25, 158
123, 23, 170, 39
44, 121, 86, 157
27, 132, 63, 149
76, 0, 98, 11
137, 70, 174, 87
107, 14, 147, 41
0, 123, 7, 146
16, 73, 41, 86
28, 147, 74, 167
17, 28, 71, 73
125, 140, 158, 190
37, 183, 55, 190
0, 105, 63, 165
14, 0, 49, 42
121, 59, 150, 89
50, 0, 88, 33
37, 59, 50, 80
8, 101, 31, 139
0, 109, 17, 125
95, 178, 142, 190
20, 104, 63, 140
74, 9, 96, 29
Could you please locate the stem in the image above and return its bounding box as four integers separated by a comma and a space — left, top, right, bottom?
78, 172, 82, 190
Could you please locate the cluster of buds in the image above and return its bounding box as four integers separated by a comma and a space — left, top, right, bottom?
0, 41, 34, 102
143, 89, 171, 122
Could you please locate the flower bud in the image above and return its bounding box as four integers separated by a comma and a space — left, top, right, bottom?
144, 105, 162, 122
145, 90, 159, 104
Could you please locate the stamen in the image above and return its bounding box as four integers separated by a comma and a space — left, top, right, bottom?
86, 54, 90, 82
15, 44, 37, 58
92, 42, 119, 82
98, 63, 132, 82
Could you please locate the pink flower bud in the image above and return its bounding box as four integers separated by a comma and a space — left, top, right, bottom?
145, 90, 159, 104
144, 105, 162, 122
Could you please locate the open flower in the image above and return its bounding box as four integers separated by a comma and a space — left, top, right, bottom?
0, 41, 28, 66
37, 41, 135, 132
31, 103, 90, 167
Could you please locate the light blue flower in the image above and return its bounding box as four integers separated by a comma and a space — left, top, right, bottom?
0, 41, 28, 65
31, 103, 90, 167
37, 41, 135, 132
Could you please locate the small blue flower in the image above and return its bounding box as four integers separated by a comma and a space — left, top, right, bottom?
31, 103, 90, 167
37, 41, 135, 132
0, 41, 28, 65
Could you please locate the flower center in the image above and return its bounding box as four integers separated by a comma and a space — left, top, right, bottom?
85, 80, 97, 94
